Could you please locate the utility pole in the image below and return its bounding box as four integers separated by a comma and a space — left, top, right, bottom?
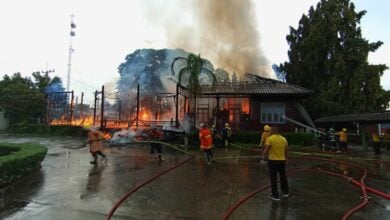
100, 86, 105, 130
66, 14, 76, 91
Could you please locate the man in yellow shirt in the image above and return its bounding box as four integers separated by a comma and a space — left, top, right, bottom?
262, 126, 289, 201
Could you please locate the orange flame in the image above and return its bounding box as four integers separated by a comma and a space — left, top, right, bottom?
140, 107, 152, 121
103, 132, 112, 140
241, 98, 250, 114
50, 115, 94, 128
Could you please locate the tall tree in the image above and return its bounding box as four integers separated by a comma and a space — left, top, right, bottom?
32, 71, 64, 93
0, 73, 45, 123
280, 0, 389, 118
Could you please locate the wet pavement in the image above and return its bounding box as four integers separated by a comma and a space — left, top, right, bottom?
0, 134, 389, 220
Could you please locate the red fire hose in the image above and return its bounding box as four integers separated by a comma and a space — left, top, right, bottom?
105, 155, 194, 220
223, 156, 389, 220
290, 156, 369, 220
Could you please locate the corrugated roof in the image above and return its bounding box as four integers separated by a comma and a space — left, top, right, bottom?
316, 112, 390, 123
200, 75, 314, 97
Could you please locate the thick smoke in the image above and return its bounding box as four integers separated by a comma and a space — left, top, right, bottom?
163, 0, 271, 78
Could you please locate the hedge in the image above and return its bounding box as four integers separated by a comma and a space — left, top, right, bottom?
0, 143, 47, 187
187, 130, 317, 148
0, 145, 20, 157
231, 131, 317, 147
7, 123, 86, 137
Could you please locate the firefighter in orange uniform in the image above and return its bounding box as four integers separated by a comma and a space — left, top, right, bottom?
87, 127, 107, 164
199, 123, 214, 165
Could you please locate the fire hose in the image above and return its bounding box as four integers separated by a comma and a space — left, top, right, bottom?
105, 140, 387, 219
222, 156, 390, 220
212, 136, 386, 219
105, 140, 195, 220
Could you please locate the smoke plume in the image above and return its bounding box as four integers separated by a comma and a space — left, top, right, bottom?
163, 0, 271, 78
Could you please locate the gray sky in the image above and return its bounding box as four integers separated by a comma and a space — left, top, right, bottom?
0, 0, 388, 104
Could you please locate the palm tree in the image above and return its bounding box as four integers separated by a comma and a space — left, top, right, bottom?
171, 53, 216, 127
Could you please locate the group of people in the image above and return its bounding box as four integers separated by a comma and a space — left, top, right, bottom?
202, 122, 290, 201
259, 125, 290, 201
199, 122, 232, 165
86, 123, 290, 202
210, 123, 232, 148
87, 125, 166, 165
320, 128, 348, 152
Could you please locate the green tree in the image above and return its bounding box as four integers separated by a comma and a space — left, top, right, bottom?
171, 54, 216, 126
32, 71, 63, 92
280, 0, 389, 118
0, 73, 46, 123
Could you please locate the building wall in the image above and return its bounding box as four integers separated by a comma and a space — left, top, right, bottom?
250, 98, 300, 132
0, 109, 10, 130
196, 96, 303, 132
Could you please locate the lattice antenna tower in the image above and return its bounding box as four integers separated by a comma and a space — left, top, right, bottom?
66, 14, 76, 91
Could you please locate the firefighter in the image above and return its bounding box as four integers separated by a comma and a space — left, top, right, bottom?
260, 125, 271, 164
371, 131, 381, 155
211, 124, 219, 148
199, 123, 214, 165
148, 125, 165, 161
336, 128, 348, 152
327, 128, 338, 152
87, 127, 107, 164
222, 122, 232, 148
260, 125, 271, 149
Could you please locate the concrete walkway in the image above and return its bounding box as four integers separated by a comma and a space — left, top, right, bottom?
0, 135, 389, 219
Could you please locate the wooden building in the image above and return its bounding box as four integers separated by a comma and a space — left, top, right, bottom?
193, 75, 314, 132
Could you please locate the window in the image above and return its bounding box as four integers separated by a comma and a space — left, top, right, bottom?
260, 103, 285, 124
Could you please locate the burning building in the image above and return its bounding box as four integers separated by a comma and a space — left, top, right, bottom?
45, 48, 314, 134
195, 73, 314, 131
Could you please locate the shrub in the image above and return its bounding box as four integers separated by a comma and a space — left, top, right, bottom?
283, 133, 317, 147
231, 131, 260, 145
0, 145, 20, 156
231, 131, 317, 147
0, 143, 47, 187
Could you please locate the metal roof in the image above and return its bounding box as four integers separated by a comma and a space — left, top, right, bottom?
200, 75, 314, 97
316, 112, 390, 123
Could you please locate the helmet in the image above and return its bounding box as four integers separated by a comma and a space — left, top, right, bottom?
329, 128, 334, 132
342, 128, 347, 132
225, 123, 229, 127
199, 123, 204, 128
264, 125, 270, 131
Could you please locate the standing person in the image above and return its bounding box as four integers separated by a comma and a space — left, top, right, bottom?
199, 123, 214, 165
336, 128, 348, 152
87, 127, 107, 165
222, 122, 232, 148
211, 124, 219, 148
328, 128, 338, 152
371, 131, 382, 155
148, 125, 165, 161
259, 125, 271, 164
261, 126, 289, 201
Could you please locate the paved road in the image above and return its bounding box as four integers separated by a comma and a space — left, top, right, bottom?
0, 135, 389, 219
